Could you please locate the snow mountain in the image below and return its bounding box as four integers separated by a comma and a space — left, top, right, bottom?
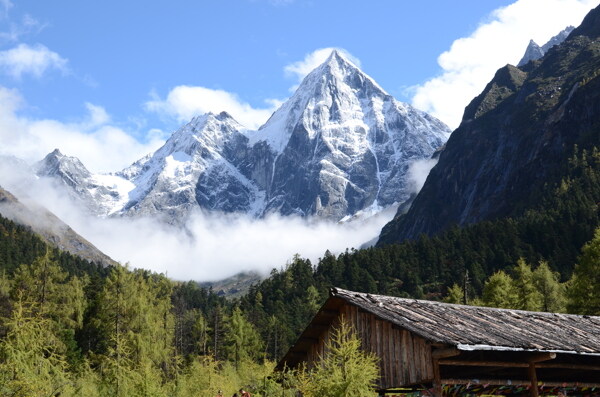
34, 50, 450, 222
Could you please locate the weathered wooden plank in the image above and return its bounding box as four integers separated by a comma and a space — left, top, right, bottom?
388, 322, 397, 387
441, 379, 600, 388
401, 329, 409, 385
382, 320, 390, 386
392, 326, 401, 387
407, 331, 417, 384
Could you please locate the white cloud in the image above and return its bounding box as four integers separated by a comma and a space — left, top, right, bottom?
3, 176, 394, 281
407, 158, 438, 193
144, 47, 361, 130
0, 43, 68, 79
145, 85, 279, 130
0, 86, 165, 172
412, 0, 600, 129
284, 47, 361, 85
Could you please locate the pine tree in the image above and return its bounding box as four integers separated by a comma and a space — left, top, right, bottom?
481, 270, 518, 309
0, 293, 72, 396
224, 307, 263, 368
532, 261, 565, 312
93, 265, 174, 396
567, 228, 600, 315
444, 283, 464, 304
512, 258, 543, 311
297, 317, 379, 397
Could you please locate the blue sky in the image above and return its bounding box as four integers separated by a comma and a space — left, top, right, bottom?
1, 0, 598, 172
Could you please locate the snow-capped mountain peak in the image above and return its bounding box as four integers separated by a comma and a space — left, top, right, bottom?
35, 148, 92, 187
33, 51, 451, 223
248, 49, 390, 153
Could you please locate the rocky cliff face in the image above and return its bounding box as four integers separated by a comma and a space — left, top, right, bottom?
379, 5, 600, 244
34, 51, 450, 223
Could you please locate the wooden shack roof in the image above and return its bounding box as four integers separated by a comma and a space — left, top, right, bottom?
331, 287, 600, 356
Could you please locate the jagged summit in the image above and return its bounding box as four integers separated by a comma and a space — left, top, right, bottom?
35, 149, 92, 187
518, 26, 575, 66
33, 49, 451, 222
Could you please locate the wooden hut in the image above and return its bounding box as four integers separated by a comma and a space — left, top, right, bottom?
277, 287, 600, 396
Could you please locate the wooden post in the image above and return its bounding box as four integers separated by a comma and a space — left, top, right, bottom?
430, 346, 458, 397
528, 362, 539, 397
432, 359, 442, 397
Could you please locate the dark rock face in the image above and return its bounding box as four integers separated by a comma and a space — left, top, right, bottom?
379, 5, 600, 245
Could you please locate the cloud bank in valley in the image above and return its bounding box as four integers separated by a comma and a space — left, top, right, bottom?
0, 172, 394, 281
411, 0, 600, 129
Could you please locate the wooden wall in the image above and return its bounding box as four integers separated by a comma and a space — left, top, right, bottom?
305, 302, 434, 389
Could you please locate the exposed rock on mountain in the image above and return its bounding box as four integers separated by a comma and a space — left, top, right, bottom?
379, 5, 600, 245
34, 51, 450, 223
517, 25, 575, 66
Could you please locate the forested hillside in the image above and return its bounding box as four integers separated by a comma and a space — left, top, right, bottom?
0, 145, 599, 395
240, 145, 600, 359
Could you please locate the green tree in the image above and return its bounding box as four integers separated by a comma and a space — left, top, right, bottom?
0, 293, 72, 396
481, 270, 518, 309
224, 307, 263, 368
297, 317, 379, 397
93, 265, 174, 396
567, 228, 600, 315
512, 258, 543, 311
443, 283, 464, 304
532, 261, 565, 312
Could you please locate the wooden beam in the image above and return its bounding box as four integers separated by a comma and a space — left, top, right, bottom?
528, 352, 556, 363
441, 379, 600, 387
439, 358, 600, 371
528, 362, 539, 397
537, 362, 600, 371
439, 359, 528, 367
432, 347, 460, 359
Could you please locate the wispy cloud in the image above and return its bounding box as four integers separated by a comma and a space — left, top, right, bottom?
0, 43, 68, 79
0, 87, 165, 172
0, 0, 12, 15
411, 0, 600, 130
145, 85, 279, 130
145, 47, 361, 131
284, 47, 361, 87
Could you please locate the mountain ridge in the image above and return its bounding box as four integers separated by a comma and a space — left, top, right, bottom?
379, 4, 600, 245
32, 51, 450, 223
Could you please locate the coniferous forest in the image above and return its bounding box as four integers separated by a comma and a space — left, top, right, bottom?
0, 145, 599, 395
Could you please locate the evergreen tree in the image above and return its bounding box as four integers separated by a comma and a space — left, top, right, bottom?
93, 265, 175, 396
0, 293, 72, 396
297, 317, 379, 397
567, 228, 600, 315
532, 261, 565, 312
444, 283, 464, 304
481, 270, 518, 309
224, 307, 263, 368
512, 258, 543, 311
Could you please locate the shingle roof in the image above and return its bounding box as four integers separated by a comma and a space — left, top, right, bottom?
332, 287, 600, 356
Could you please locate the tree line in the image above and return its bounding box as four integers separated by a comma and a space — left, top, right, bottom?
0, 146, 599, 395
